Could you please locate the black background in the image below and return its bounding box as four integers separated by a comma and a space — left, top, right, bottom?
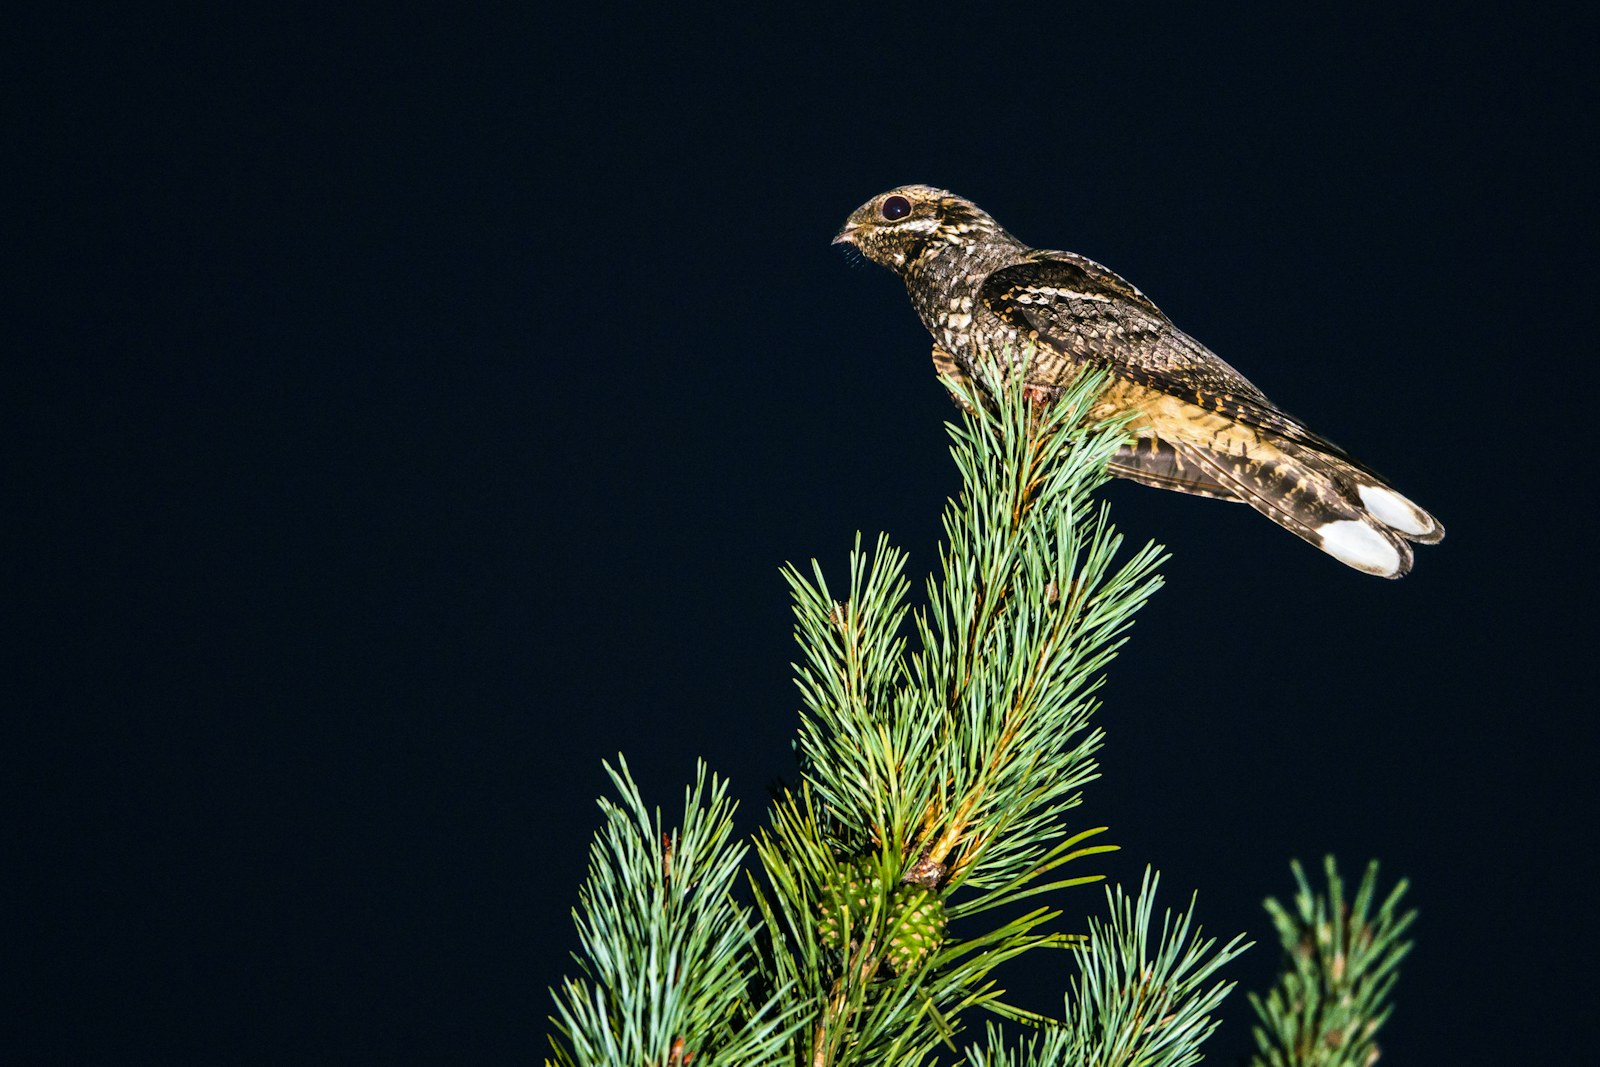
10, 7, 1594, 1063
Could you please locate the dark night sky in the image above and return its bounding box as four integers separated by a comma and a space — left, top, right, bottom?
9, 7, 1595, 1063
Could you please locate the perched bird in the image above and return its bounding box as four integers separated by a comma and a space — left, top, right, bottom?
834, 185, 1443, 577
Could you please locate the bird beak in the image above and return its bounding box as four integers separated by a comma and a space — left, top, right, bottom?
832, 223, 859, 247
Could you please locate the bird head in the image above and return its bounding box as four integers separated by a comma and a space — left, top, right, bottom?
833, 185, 1006, 275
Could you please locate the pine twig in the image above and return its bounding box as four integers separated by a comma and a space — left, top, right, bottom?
967, 870, 1248, 1067
1248, 857, 1416, 1067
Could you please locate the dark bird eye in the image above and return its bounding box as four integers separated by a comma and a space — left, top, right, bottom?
880, 195, 912, 221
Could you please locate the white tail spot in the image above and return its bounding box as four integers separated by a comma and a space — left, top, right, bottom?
1317, 520, 1403, 577
1358, 484, 1431, 536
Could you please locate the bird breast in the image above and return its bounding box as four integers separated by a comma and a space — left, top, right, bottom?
905, 243, 1026, 370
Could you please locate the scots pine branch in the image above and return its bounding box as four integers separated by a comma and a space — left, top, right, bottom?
967, 870, 1248, 1067
784, 360, 1162, 886
1248, 858, 1416, 1067
546, 758, 802, 1067
545, 353, 1415, 1067
762, 359, 1167, 1064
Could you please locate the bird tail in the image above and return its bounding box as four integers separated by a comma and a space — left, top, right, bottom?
1173, 437, 1443, 578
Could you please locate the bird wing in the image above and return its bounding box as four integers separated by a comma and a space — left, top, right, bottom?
978, 253, 1442, 574
978, 252, 1374, 472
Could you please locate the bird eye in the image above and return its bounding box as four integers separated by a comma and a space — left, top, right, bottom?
880, 195, 912, 221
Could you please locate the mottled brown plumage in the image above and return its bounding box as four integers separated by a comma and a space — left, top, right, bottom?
835, 185, 1443, 577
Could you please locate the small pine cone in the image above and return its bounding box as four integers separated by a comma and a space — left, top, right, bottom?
817, 897, 845, 950
818, 857, 884, 950
885, 882, 946, 975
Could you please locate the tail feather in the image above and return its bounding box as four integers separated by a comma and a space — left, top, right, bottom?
1173, 438, 1432, 578
1299, 448, 1445, 545
1109, 437, 1241, 501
